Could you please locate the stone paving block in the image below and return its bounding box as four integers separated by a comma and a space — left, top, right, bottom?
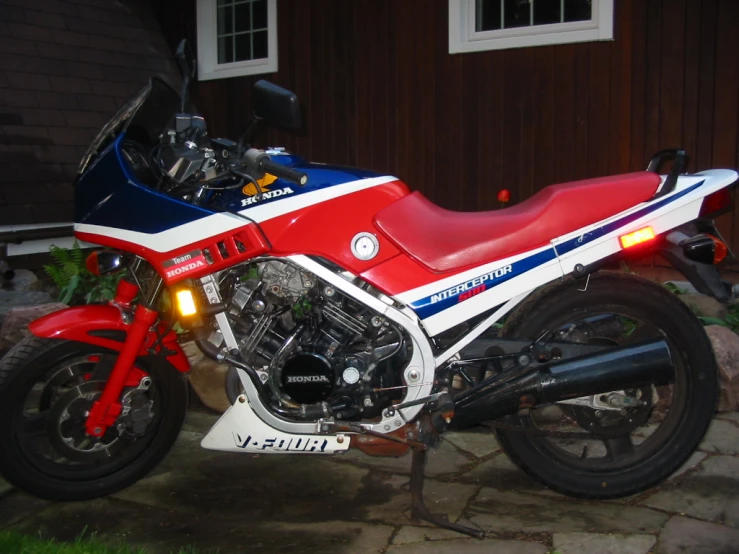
553, 532, 657, 554
443, 428, 501, 459
392, 526, 471, 544
114, 455, 384, 523
453, 453, 554, 495
334, 439, 473, 477
13, 497, 393, 554
657, 515, 739, 554
181, 410, 220, 434
266, 521, 394, 554
469, 487, 668, 534
699, 419, 739, 455
667, 450, 707, 481
386, 537, 548, 554
640, 455, 739, 527
364, 475, 480, 526
0, 492, 50, 529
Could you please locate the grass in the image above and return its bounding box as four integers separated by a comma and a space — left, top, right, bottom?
0, 530, 201, 554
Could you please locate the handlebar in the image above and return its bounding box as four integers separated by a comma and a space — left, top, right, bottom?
243, 148, 308, 186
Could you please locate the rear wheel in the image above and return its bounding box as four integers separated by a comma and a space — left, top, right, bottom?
0, 337, 187, 500
496, 272, 718, 498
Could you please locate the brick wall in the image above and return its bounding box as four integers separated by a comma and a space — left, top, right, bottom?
0, 0, 179, 225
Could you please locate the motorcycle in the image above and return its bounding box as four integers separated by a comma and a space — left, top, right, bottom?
1, 42, 737, 539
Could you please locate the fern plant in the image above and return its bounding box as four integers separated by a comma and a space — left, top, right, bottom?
44, 242, 125, 305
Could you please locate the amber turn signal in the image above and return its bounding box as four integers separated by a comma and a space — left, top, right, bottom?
176, 289, 198, 317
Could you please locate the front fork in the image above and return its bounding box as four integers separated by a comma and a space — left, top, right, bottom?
85, 278, 164, 438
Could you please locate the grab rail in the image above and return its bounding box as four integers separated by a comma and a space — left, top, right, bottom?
647, 149, 689, 199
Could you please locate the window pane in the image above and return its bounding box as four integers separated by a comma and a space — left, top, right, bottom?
217, 0, 231, 6
475, 0, 502, 32
253, 30, 268, 59
534, 0, 562, 25
217, 6, 233, 35
252, 0, 267, 29
218, 35, 234, 64
564, 0, 592, 22
503, 0, 530, 29
235, 2, 251, 32
235, 33, 252, 61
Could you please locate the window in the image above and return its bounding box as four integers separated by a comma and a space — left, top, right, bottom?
196, 0, 278, 81
449, 0, 613, 54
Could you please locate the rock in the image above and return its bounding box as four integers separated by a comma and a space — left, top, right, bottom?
0, 302, 67, 349
705, 325, 739, 411
553, 532, 657, 554
180, 340, 205, 368
680, 293, 728, 319
0, 290, 55, 325
657, 515, 739, 554
0, 269, 45, 292
187, 357, 231, 413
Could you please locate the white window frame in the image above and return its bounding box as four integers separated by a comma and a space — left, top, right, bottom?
196, 0, 278, 81
449, 0, 613, 54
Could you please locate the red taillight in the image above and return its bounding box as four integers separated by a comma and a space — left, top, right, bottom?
700, 188, 731, 217
620, 227, 656, 249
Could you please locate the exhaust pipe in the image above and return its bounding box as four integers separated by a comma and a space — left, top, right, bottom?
451, 338, 673, 428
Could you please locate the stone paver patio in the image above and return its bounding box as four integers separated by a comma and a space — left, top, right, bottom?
2, 411, 739, 553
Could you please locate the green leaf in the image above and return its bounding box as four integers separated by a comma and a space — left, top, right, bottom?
698, 316, 729, 327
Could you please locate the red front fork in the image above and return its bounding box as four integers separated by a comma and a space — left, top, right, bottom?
85, 302, 160, 438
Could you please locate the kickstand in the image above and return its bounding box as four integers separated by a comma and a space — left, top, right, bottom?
409, 446, 485, 539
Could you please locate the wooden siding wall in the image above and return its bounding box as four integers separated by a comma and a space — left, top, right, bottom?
157, 0, 739, 247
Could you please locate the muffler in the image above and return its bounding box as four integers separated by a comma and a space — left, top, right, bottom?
451, 338, 673, 428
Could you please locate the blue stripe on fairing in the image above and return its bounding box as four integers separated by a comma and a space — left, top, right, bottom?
77, 135, 384, 234
409, 180, 706, 321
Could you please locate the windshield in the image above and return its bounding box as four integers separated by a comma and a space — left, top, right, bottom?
77, 78, 181, 176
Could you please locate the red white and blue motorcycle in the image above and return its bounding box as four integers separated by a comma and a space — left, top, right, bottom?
1, 44, 737, 537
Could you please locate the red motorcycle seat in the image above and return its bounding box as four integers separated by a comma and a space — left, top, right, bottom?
374, 172, 661, 273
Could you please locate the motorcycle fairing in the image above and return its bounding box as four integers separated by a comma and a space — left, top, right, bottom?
201, 393, 350, 454
386, 170, 738, 337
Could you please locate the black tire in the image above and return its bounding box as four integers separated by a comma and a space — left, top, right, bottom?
496, 272, 718, 499
0, 337, 188, 501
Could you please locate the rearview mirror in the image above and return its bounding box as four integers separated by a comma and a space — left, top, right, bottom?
253, 80, 302, 129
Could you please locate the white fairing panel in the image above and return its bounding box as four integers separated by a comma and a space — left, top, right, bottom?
201, 396, 350, 454
398, 170, 738, 337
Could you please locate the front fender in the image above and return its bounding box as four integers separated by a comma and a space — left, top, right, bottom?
29, 305, 190, 373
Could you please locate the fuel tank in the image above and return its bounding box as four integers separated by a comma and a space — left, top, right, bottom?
214, 152, 411, 275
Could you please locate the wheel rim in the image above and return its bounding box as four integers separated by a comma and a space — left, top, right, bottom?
12, 352, 165, 481
514, 310, 689, 472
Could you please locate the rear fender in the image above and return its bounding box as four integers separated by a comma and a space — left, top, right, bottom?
28, 305, 190, 373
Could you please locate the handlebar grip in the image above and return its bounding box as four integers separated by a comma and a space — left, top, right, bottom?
259, 157, 308, 186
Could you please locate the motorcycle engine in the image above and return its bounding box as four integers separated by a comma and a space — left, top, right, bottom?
221, 260, 407, 421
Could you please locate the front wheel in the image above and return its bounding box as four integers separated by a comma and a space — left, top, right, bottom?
0, 337, 187, 500
496, 272, 718, 499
